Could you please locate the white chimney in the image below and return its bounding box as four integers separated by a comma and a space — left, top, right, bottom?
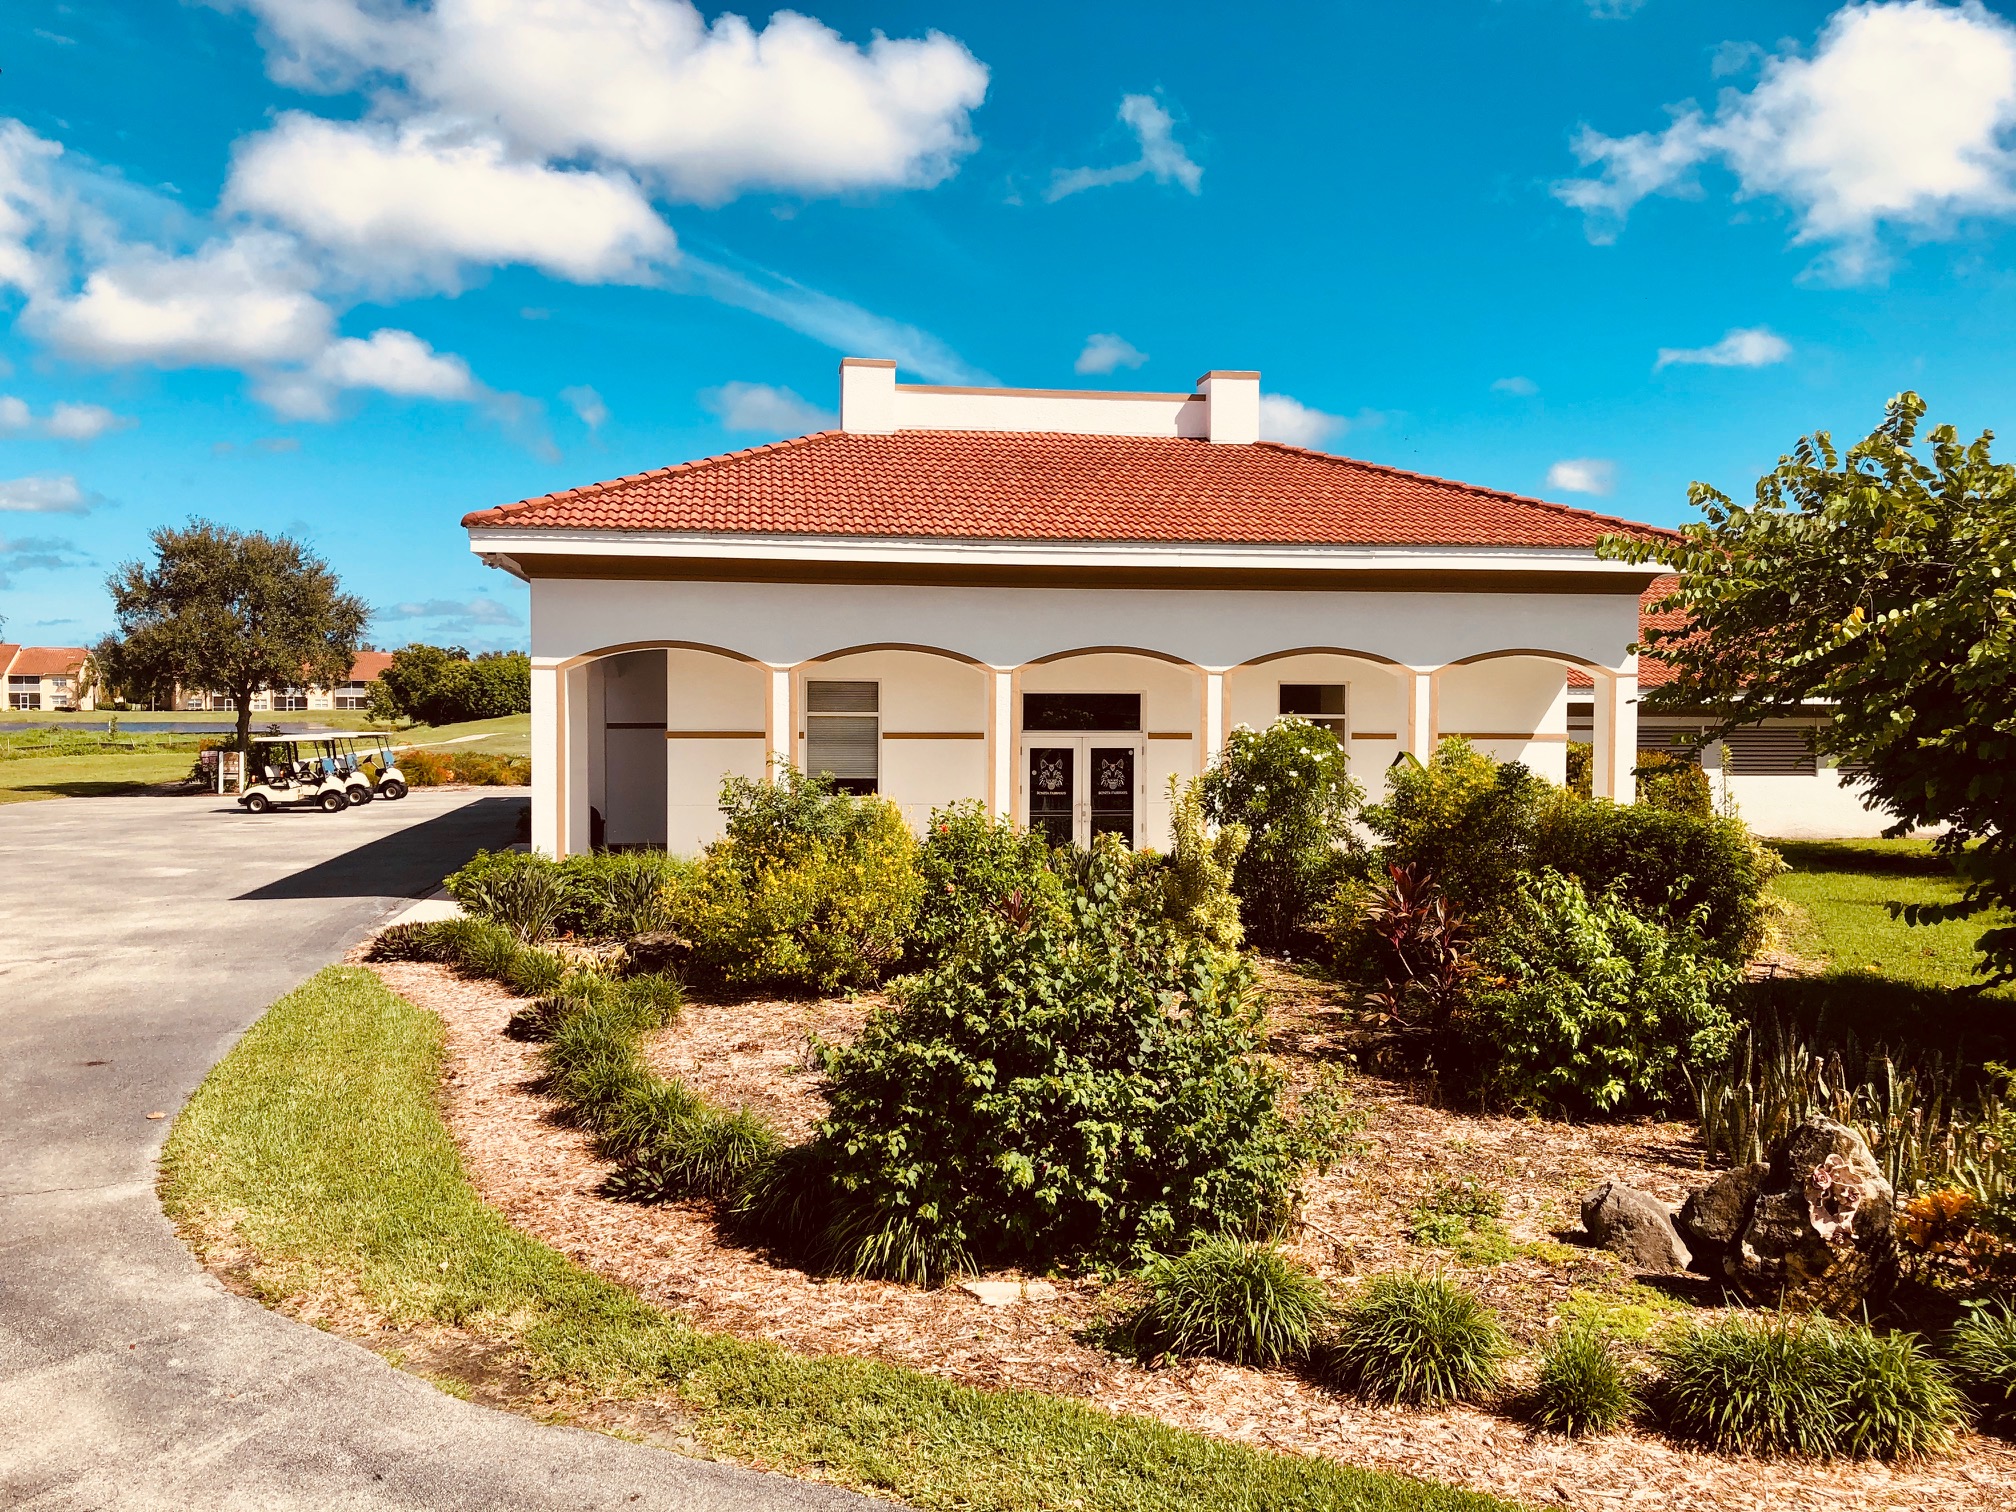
1196, 370, 1260, 444
839, 357, 898, 434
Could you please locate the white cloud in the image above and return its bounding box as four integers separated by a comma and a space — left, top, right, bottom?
1074, 333, 1148, 376
0, 397, 136, 442
700, 381, 836, 435
32, 231, 333, 368
1258, 394, 1349, 448
256, 328, 480, 420
378, 596, 521, 626
226, 113, 676, 289
1589, 0, 1651, 16
1711, 39, 1767, 77
1557, 1, 2016, 278
1048, 94, 1202, 201
561, 384, 609, 430
0, 120, 65, 300
682, 254, 994, 385
1492, 375, 1539, 396
0, 474, 95, 514
237, 0, 988, 205
1547, 458, 1617, 495
1655, 325, 1792, 369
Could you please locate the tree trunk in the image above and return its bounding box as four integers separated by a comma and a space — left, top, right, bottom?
235, 691, 254, 755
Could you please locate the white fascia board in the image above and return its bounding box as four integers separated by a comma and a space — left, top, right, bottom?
464, 527, 1649, 578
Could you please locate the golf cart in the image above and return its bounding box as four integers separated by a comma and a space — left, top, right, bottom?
237, 733, 408, 813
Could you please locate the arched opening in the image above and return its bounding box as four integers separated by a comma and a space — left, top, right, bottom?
1432, 649, 1610, 789
796, 646, 992, 831
1225, 650, 1412, 789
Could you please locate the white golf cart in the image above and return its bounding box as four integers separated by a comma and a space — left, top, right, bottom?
237, 733, 408, 813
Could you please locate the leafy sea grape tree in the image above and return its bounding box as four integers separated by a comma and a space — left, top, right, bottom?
1601, 392, 2016, 982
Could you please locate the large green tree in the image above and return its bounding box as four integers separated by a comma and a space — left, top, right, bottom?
1601, 392, 2016, 982
98, 521, 368, 751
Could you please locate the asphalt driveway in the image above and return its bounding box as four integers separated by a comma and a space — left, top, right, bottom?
0, 789, 864, 1510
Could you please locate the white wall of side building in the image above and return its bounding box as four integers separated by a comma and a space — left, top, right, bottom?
524, 574, 1642, 857
1714, 769, 1904, 841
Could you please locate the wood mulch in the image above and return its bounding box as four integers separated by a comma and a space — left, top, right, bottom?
366, 953, 2016, 1512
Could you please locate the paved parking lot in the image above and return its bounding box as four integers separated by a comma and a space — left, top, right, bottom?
0, 790, 861, 1510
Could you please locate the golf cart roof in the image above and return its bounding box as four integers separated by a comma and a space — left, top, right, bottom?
248, 731, 397, 743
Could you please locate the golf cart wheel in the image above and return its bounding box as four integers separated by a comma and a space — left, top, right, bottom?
318, 790, 348, 813
243, 792, 272, 814
347, 785, 373, 806
379, 780, 408, 801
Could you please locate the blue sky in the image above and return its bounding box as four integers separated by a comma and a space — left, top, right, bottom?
5, 0, 2016, 650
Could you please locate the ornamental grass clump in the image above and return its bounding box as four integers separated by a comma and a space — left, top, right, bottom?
610, 1106, 784, 1203
1949, 1302, 2016, 1431
1317, 1272, 1509, 1406
1655, 1313, 1964, 1460
1532, 1325, 1637, 1437
1128, 1237, 1333, 1367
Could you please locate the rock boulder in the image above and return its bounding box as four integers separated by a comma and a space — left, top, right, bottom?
1579, 1180, 1692, 1272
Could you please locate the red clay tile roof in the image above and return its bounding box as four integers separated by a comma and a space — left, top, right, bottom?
1568, 576, 1682, 689
9, 645, 86, 676
348, 650, 395, 681
463, 431, 1671, 550
0, 644, 19, 675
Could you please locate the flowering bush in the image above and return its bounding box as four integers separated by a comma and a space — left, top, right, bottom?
908, 800, 1064, 966
1198, 717, 1364, 953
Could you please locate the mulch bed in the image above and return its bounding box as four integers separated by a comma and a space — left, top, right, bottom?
366, 953, 2016, 1511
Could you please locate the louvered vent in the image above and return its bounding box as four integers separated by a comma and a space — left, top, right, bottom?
1723, 726, 1817, 776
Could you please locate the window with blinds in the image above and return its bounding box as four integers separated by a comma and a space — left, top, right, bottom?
1723, 726, 1818, 776
806, 680, 879, 794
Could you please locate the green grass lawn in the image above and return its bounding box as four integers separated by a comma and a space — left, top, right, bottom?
0, 750, 198, 804
395, 713, 530, 758
1760, 836, 2013, 1064
159, 967, 1511, 1512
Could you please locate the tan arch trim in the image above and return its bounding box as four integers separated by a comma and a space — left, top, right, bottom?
1022, 644, 1202, 669
555, 639, 765, 672
1234, 645, 1407, 669
1438, 646, 1608, 672
799, 641, 991, 668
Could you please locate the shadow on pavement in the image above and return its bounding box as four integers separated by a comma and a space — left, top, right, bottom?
235, 795, 526, 901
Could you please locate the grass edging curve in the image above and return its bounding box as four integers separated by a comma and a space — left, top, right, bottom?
158, 965, 1517, 1512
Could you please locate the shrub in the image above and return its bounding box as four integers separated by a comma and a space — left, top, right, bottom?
401, 749, 531, 786
1533, 798, 1782, 962
436, 916, 524, 981
1148, 778, 1248, 951
1364, 738, 1549, 917
503, 946, 569, 996
368, 643, 530, 726
1198, 718, 1364, 953
1951, 1301, 2016, 1429
804, 840, 1300, 1282
666, 767, 924, 992
1317, 1272, 1509, 1405
1655, 1314, 1964, 1460
1128, 1237, 1333, 1366
367, 920, 448, 962
1465, 869, 1740, 1115
1634, 748, 1713, 817
446, 851, 569, 943
563, 849, 687, 938
1533, 1325, 1636, 1437
399, 748, 452, 785
1323, 863, 1476, 1039
909, 800, 1064, 965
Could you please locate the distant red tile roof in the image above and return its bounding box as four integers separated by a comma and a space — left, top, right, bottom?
9, 645, 86, 676
1568, 576, 1682, 689
463, 431, 1671, 550
0, 645, 18, 674
349, 650, 394, 681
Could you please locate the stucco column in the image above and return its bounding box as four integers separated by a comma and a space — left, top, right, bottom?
989, 668, 1013, 819
529, 659, 560, 856
767, 666, 792, 780
564, 662, 591, 853
1592, 669, 1639, 803
1405, 669, 1436, 762
1203, 670, 1226, 767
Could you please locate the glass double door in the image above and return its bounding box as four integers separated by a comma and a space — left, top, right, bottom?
1023, 737, 1144, 849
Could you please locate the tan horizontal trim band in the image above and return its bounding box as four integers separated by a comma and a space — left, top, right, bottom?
1445, 731, 1570, 742
1147, 731, 1194, 740
881, 731, 985, 740
1350, 731, 1398, 741
665, 730, 766, 740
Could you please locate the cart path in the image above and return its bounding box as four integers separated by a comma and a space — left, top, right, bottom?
0, 790, 868, 1511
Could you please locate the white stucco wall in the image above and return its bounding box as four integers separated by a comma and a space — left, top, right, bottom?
526, 576, 1643, 856
1715, 769, 1900, 841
